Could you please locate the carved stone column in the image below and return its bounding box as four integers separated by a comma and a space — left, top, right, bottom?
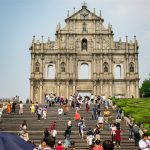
135, 81, 139, 98
100, 55, 103, 73
127, 81, 130, 98
30, 81, 34, 102
39, 81, 43, 104
135, 54, 139, 73
109, 81, 112, 97
126, 55, 129, 74
97, 56, 100, 75
66, 81, 69, 98
40, 54, 44, 78
109, 55, 112, 74
73, 55, 76, 79
93, 81, 97, 96
73, 81, 76, 94
93, 55, 96, 73
57, 54, 60, 78
97, 81, 100, 96
31, 54, 35, 75
57, 81, 60, 96
66, 55, 69, 78
100, 81, 103, 95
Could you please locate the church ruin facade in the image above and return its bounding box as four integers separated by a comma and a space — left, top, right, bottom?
29, 5, 139, 103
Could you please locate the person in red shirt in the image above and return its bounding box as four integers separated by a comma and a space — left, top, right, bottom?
49, 121, 56, 135
74, 110, 81, 126
86, 102, 89, 113
56, 141, 64, 150
92, 140, 103, 150
114, 127, 121, 148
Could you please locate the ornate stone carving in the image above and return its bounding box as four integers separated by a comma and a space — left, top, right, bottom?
96, 21, 100, 31
70, 22, 74, 31
30, 5, 139, 103
75, 38, 80, 50
89, 38, 93, 49
33, 82, 40, 100
69, 36, 74, 49
61, 36, 67, 49
102, 37, 110, 49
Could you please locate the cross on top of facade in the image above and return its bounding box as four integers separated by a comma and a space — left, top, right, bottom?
82, 1, 87, 7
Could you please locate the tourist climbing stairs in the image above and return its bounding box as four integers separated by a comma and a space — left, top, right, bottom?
0, 103, 136, 149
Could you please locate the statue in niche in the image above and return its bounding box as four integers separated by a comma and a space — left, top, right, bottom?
35, 62, 40, 72
60, 62, 65, 72
130, 63, 134, 72
82, 39, 87, 50
103, 62, 109, 72
83, 22, 86, 32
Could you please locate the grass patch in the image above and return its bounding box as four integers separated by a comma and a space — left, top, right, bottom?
112, 98, 150, 134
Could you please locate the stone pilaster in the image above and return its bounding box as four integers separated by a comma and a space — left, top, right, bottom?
30, 81, 34, 102
135, 81, 139, 98
109, 81, 112, 97
57, 81, 60, 96
93, 81, 97, 95
39, 81, 43, 104
73, 81, 76, 94
127, 81, 130, 98
66, 82, 69, 98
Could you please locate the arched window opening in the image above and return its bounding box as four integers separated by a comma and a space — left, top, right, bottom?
60, 62, 65, 72
35, 62, 40, 72
82, 39, 87, 50
115, 65, 121, 79
103, 62, 109, 72
79, 63, 89, 79
129, 62, 134, 72
83, 22, 86, 32
48, 65, 55, 79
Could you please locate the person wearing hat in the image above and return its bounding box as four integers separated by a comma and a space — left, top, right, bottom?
56, 140, 64, 150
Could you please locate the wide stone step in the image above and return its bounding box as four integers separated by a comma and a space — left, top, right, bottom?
1, 104, 136, 150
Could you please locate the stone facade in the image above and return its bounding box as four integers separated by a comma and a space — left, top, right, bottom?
29, 5, 139, 103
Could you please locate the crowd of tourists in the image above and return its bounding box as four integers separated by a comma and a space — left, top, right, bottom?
4, 93, 150, 150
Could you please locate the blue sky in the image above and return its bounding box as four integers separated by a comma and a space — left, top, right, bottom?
0, 0, 150, 101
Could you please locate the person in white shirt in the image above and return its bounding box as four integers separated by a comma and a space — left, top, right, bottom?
58, 107, 63, 120
90, 94, 94, 104
111, 123, 117, 143
69, 95, 73, 107
98, 115, 104, 130
139, 133, 150, 150
52, 128, 57, 146
19, 101, 23, 115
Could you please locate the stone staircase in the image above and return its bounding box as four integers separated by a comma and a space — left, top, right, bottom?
0, 103, 136, 149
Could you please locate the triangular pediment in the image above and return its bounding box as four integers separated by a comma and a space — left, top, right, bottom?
65, 6, 103, 21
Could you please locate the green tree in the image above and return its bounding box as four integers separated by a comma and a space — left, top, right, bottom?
140, 77, 150, 97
